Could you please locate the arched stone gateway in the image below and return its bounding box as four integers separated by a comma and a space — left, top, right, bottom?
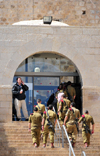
2, 39, 86, 86
12, 52, 83, 120
0, 26, 100, 122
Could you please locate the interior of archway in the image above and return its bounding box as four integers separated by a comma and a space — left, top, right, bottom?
13, 52, 82, 121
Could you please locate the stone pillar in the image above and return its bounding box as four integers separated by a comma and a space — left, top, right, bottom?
0, 85, 12, 122
82, 86, 100, 123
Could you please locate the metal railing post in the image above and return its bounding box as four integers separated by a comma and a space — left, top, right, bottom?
63, 125, 75, 156
81, 151, 86, 156
62, 128, 64, 148
69, 145, 71, 156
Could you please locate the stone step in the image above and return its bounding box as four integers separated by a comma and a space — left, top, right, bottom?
15, 150, 70, 155
4, 135, 99, 139
0, 122, 100, 156
5, 140, 100, 145
11, 154, 100, 156
0, 123, 100, 128
15, 150, 100, 155
0, 149, 100, 156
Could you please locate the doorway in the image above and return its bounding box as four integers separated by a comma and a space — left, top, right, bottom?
13, 52, 82, 120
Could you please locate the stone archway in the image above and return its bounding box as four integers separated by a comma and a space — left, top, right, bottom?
12, 51, 83, 121
2, 39, 86, 86
0, 36, 87, 123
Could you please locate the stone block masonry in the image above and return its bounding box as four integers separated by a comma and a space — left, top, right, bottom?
0, 86, 12, 122
0, 0, 100, 26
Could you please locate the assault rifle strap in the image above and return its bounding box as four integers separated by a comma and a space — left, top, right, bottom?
46, 107, 50, 119
37, 104, 41, 111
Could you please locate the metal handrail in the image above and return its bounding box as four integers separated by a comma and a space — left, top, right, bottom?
49, 107, 86, 156
52, 107, 61, 147
57, 119, 61, 130
63, 125, 87, 156
81, 151, 86, 156
63, 125, 76, 156
53, 107, 61, 130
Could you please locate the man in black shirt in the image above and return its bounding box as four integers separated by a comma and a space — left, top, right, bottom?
12, 77, 29, 121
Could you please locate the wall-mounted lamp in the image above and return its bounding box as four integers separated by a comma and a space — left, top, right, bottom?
34, 67, 40, 72
43, 16, 52, 24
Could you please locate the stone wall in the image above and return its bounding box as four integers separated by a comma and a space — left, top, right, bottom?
0, 0, 100, 26
0, 26, 100, 122
0, 86, 12, 122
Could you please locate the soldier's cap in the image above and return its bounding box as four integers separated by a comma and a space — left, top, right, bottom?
85, 110, 89, 114
34, 107, 38, 111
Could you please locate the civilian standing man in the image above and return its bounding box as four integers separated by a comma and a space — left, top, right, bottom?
28, 107, 42, 148
12, 77, 29, 121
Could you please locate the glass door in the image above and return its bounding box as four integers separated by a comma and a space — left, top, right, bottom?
33, 77, 59, 106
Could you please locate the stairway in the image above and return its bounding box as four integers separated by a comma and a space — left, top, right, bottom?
0, 122, 100, 156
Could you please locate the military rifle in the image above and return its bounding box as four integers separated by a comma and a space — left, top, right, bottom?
75, 118, 79, 135
83, 120, 91, 134
70, 109, 79, 136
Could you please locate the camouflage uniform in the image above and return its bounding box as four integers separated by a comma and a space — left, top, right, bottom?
78, 114, 94, 146
67, 85, 76, 102
29, 112, 42, 146
43, 110, 57, 144
36, 103, 45, 116
57, 99, 59, 112
65, 108, 77, 143
59, 98, 71, 124
36, 103, 45, 136
72, 107, 81, 119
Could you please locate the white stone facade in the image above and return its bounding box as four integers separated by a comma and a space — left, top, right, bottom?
0, 26, 100, 122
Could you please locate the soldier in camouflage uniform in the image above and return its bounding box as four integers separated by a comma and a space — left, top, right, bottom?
28, 107, 42, 148
67, 81, 76, 102
70, 102, 81, 119
42, 105, 57, 148
78, 110, 94, 147
36, 99, 45, 140
36, 99, 45, 116
64, 103, 78, 147
58, 94, 71, 124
